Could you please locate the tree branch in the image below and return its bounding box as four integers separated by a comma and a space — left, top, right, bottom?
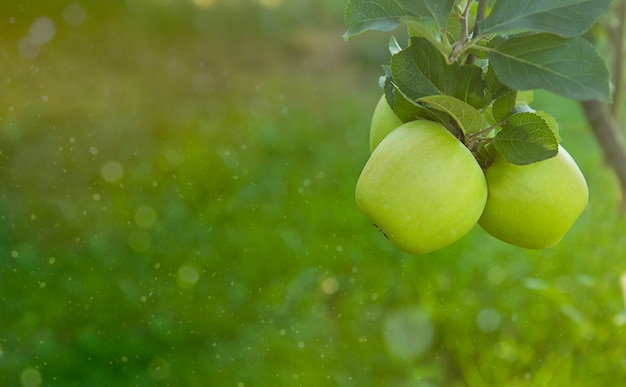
471, 0, 488, 38
581, 100, 626, 211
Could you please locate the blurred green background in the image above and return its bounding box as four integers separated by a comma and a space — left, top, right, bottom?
1, 1, 626, 386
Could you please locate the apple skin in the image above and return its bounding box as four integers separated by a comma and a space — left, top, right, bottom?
370, 95, 403, 152
478, 145, 588, 249
356, 120, 488, 254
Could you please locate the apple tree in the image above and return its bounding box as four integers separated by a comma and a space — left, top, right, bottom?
344, 0, 615, 253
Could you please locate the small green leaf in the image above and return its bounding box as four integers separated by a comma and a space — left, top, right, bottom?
492, 90, 517, 123
418, 95, 484, 134
478, 0, 612, 38
535, 110, 561, 142
492, 112, 558, 165
389, 36, 403, 55
516, 90, 534, 105
488, 33, 611, 102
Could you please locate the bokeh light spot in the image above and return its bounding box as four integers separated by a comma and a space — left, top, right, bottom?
63, 3, 87, 27
177, 262, 200, 288
20, 367, 42, 387
101, 161, 124, 183
487, 266, 506, 285
29, 17, 56, 44
18, 38, 40, 59
384, 307, 433, 361
476, 308, 501, 333
320, 277, 339, 295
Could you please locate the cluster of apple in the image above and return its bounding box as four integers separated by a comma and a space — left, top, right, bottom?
355, 96, 589, 254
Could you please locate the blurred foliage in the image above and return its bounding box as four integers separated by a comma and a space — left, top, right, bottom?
1, 1, 626, 386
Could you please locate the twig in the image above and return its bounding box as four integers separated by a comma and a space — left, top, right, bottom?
467, 119, 507, 141
449, 1, 473, 63
611, 0, 626, 121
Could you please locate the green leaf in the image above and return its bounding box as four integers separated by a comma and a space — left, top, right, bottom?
478, 0, 612, 38
484, 63, 507, 98
392, 85, 438, 122
344, 0, 408, 40
535, 110, 561, 142
390, 37, 446, 99
398, 0, 455, 31
455, 65, 489, 109
343, 0, 455, 40
391, 37, 487, 108
381, 70, 437, 123
492, 90, 517, 123
516, 90, 534, 105
488, 33, 611, 102
402, 17, 451, 57
492, 112, 558, 165
418, 95, 484, 134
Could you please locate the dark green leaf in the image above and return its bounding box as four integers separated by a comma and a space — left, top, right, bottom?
479, 0, 612, 38
381, 69, 435, 123
344, 0, 408, 40
402, 17, 451, 57
488, 33, 611, 102
390, 84, 439, 123
343, 0, 455, 40
391, 37, 487, 108
484, 63, 507, 98
453, 65, 489, 109
492, 112, 558, 165
390, 37, 446, 99
398, 0, 455, 30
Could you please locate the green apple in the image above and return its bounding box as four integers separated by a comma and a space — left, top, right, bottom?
370, 94, 403, 152
356, 120, 488, 254
479, 145, 588, 249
